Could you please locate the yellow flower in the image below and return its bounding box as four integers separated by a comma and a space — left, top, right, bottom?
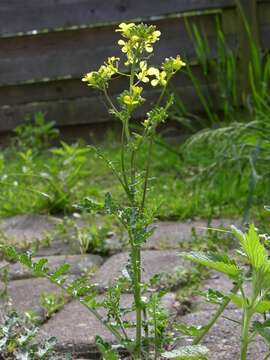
123, 95, 139, 106
172, 55, 186, 71
82, 72, 94, 83
137, 61, 149, 83
116, 22, 135, 36
105, 56, 120, 74
152, 30, 161, 42
118, 39, 128, 53
162, 55, 186, 74
121, 85, 144, 108
147, 67, 159, 77
147, 67, 167, 87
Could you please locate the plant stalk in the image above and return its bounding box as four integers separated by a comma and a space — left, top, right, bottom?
240, 309, 252, 360
193, 282, 240, 345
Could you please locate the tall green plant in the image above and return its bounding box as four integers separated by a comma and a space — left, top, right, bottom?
1, 23, 210, 360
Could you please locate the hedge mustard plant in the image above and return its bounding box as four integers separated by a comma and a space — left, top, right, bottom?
1, 22, 189, 359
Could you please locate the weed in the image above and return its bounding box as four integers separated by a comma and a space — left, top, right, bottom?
0, 311, 68, 359
179, 224, 270, 359
40, 291, 66, 319
12, 112, 59, 153
0, 22, 210, 360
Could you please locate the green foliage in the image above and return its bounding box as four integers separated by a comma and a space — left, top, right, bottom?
1, 22, 187, 360
162, 345, 209, 359
40, 292, 66, 319
13, 112, 59, 153
182, 224, 270, 359
41, 142, 90, 213
184, 252, 240, 278
0, 311, 67, 359
177, 13, 270, 223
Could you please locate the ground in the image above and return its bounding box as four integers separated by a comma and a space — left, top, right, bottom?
0, 214, 267, 359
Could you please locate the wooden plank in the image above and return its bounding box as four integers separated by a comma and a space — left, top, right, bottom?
0, 0, 236, 36
0, 64, 216, 106
0, 81, 218, 131
0, 15, 224, 86
236, 0, 260, 100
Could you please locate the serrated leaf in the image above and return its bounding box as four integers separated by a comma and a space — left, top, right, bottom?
184, 252, 240, 278
18, 253, 33, 268
254, 320, 270, 343
0, 245, 18, 261
232, 224, 267, 270
175, 324, 206, 337
95, 336, 119, 360
201, 288, 229, 305
162, 345, 209, 359
32, 258, 49, 276
50, 263, 70, 283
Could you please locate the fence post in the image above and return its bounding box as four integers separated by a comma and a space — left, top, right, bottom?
235, 0, 260, 102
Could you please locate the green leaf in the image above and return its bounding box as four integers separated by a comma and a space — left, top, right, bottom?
162, 345, 209, 359
254, 299, 270, 314
254, 320, 270, 344
0, 245, 18, 261
229, 293, 244, 308
201, 288, 229, 305
18, 252, 33, 268
95, 336, 119, 360
175, 324, 207, 337
232, 224, 267, 270
50, 263, 70, 284
32, 258, 49, 276
184, 252, 240, 278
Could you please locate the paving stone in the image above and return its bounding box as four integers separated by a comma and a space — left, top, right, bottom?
0, 278, 66, 321
0, 214, 59, 243
92, 250, 188, 291
2, 254, 104, 280
38, 292, 178, 357
177, 308, 267, 359
145, 219, 239, 250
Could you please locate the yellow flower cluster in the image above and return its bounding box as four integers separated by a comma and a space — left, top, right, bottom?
116, 23, 161, 64
82, 57, 119, 89
118, 85, 144, 110
81, 22, 186, 112
135, 55, 186, 87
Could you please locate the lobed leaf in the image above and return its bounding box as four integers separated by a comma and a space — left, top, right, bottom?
232, 224, 268, 270
184, 252, 240, 278
175, 324, 207, 337
162, 345, 209, 359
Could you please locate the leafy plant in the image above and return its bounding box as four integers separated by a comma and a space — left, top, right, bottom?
40, 292, 66, 319
180, 224, 270, 360
13, 112, 59, 153
40, 142, 90, 213
0, 311, 67, 359
0, 22, 207, 360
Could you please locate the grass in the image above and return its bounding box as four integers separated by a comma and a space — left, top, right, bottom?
0, 132, 268, 223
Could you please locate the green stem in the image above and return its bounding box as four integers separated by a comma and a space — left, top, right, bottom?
193, 282, 240, 345
240, 309, 252, 360
130, 149, 136, 201
121, 123, 131, 198
140, 135, 154, 211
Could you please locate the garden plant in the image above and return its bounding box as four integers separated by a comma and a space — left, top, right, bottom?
0, 22, 202, 360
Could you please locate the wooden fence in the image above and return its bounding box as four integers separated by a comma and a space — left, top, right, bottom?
0, 0, 269, 134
